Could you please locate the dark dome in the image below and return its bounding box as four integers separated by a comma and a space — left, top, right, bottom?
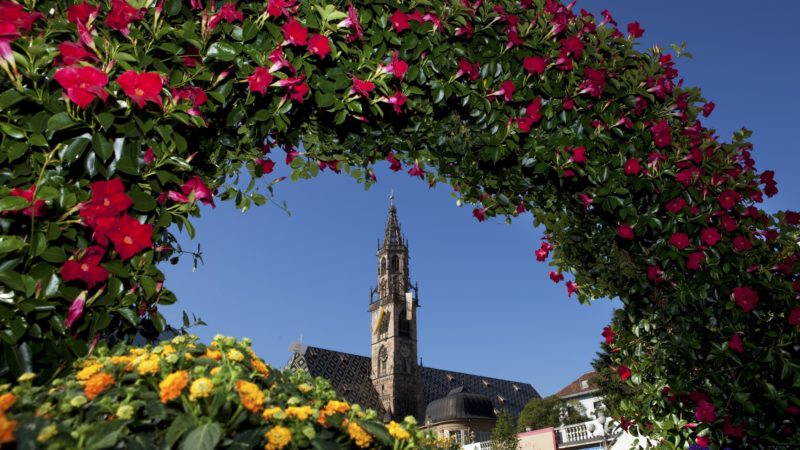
424, 388, 497, 424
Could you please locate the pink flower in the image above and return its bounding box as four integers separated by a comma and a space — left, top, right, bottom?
473, 207, 486, 222
247, 67, 274, 95
647, 265, 664, 282
617, 365, 631, 381
308, 34, 331, 58
669, 232, 690, 250
627, 21, 644, 38
729, 333, 744, 353
64, 291, 87, 329
718, 189, 741, 210
390, 10, 410, 32
617, 224, 634, 240
732, 286, 758, 313
702, 101, 715, 117
701, 227, 721, 246
566, 280, 578, 297
282, 17, 308, 46
408, 160, 424, 178
523, 56, 547, 75
650, 119, 672, 148
602, 327, 616, 345
61, 246, 108, 289
624, 158, 641, 175
695, 400, 716, 423
351, 76, 375, 97
54, 66, 108, 109
549, 271, 564, 283
386, 152, 402, 171
180, 175, 215, 207
208, 1, 243, 30
117, 70, 163, 109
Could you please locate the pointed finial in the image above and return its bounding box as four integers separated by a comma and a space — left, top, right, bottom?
389, 189, 394, 208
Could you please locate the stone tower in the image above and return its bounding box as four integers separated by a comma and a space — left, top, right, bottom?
369, 193, 421, 420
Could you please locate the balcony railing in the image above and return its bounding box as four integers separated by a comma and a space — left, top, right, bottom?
555, 421, 605, 448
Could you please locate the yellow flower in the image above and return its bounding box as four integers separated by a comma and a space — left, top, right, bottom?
161, 344, 176, 355
235, 380, 265, 413
264, 425, 292, 450
210, 367, 222, 376
110, 355, 135, 371
204, 349, 222, 361
36, 424, 57, 443
138, 355, 160, 376
189, 377, 214, 401
319, 400, 349, 426
129, 348, 146, 356
262, 406, 282, 420
17, 372, 36, 383
84, 372, 115, 400
285, 405, 313, 421
227, 349, 244, 362
76, 363, 103, 382
387, 421, 410, 440
184, 352, 194, 361
252, 358, 270, 377
0, 393, 16, 414
0, 414, 17, 445
297, 383, 312, 393
159, 370, 189, 404
347, 421, 373, 448
116, 404, 135, 420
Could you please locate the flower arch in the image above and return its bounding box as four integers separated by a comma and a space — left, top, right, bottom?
1, 0, 798, 447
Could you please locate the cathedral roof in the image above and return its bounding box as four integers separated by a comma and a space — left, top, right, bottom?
286, 345, 540, 422
424, 387, 497, 424
382, 194, 404, 248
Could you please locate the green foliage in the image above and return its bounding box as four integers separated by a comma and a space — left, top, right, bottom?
0, 0, 798, 447
517, 396, 588, 432
491, 410, 519, 450
2, 335, 431, 448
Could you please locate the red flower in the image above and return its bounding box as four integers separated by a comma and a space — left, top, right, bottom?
53, 65, 108, 109
732, 286, 758, 313
378, 90, 407, 114
700, 227, 721, 246
686, 252, 704, 270
60, 246, 108, 289
732, 235, 752, 252
351, 77, 375, 97
107, 214, 153, 260
259, 159, 275, 175
144, 148, 155, 165
117, 70, 163, 109
702, 101, 715, 118
720, 214, 738, 232
624, 158, 641, 175
66, 3, 98, 25
208, 1, 243, 30
695, 400, 716, 423
578, 67, 606, 98
288, 82, 309, 103
669, 232, 690, 250
105, 0, 145, 36
617, 223, 635, 240
566, 280, 578, 297
84, 178, 133, 216
456, 59, 480, 81
64, 291, 87, 329
647, 265, 664, 282
0, 1, 43, 31
523, 56, 547, 75
266, 0, 298, 18
723, 416, 744, 438
282, 17, 308, 46
408, 160, 424, 178
9, 185, 46, 217
569, 146, 587, 163
57, 41, 97, 66
473, 207, 486, 222
308, 34, 331, 58
601, 327, 616, 345
386, 152, 402, 171
337, 1, 363, 42
247, 67, 274, 95
578, 193, 593, 209
617, 365, 631, 381
454, 21, 474, 38
650, 119, 672, 148
788, 307, 800, 325
561, 35, 583, 59
718, 189, 741, 210
728, 333, 744, 353
390, 10, 410, 32
627, 22, 644, 38
489, 80, 515, 102
696, 436, 711, 447
549, 271, 564, 283
180, 175, 215, 207
534, 248, 548, 261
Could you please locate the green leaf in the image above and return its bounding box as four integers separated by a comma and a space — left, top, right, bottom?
59, 134, 91, 165
179, 422, 222, 450
117, 308, 138, 327
206, 42, 238, 61
85, 420, 129, 449
40, 247, 66, 263
356, 420, 392, 446
0, 89, 24, 110
128, 185, 157, 212
92, 133, 114, 161
0, 236, 25, 255
0, 196, 28, 213
96, 113, 115, 131
46, 112, 75, 134
167, 413, 198, 447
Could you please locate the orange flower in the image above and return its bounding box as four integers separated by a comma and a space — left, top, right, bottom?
84, 372, 115, 400
0, 393, 16, 414
204, 349, 222, 361
0, 414, 16, 445
285, 405, 313, 421
347, 421, 373, 448
235, 380, 265, 413
319, 400, 349, 426
252, 358, 270, 377
159, 370, 189, 404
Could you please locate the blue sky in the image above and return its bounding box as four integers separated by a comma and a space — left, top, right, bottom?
161, 1, 800, 397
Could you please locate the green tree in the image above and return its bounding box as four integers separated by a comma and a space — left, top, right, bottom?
517, 396, 588, 432
492, 410, 519, 450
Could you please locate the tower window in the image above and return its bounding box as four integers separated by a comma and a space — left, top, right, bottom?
391, 255, 399, 271
399, 316, 410, 337
381, 257, 387, 275
378, 346, 388, 376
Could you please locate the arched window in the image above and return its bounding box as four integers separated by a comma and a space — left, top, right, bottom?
391, 255, 399, 271
378, 346, 388, 376
380, 257, 386, 275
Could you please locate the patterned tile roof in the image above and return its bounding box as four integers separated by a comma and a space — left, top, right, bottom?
286, 345, 540, 422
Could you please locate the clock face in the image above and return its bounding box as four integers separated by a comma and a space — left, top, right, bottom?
399, 344, 410, 358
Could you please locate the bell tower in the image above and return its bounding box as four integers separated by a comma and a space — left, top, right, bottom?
369, 193, 421, 420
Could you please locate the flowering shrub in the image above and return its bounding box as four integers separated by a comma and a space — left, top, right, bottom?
0, 0, 798, 447
1, 335, 430, 448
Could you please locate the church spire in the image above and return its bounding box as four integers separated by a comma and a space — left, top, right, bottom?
383, 191, 404, 248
